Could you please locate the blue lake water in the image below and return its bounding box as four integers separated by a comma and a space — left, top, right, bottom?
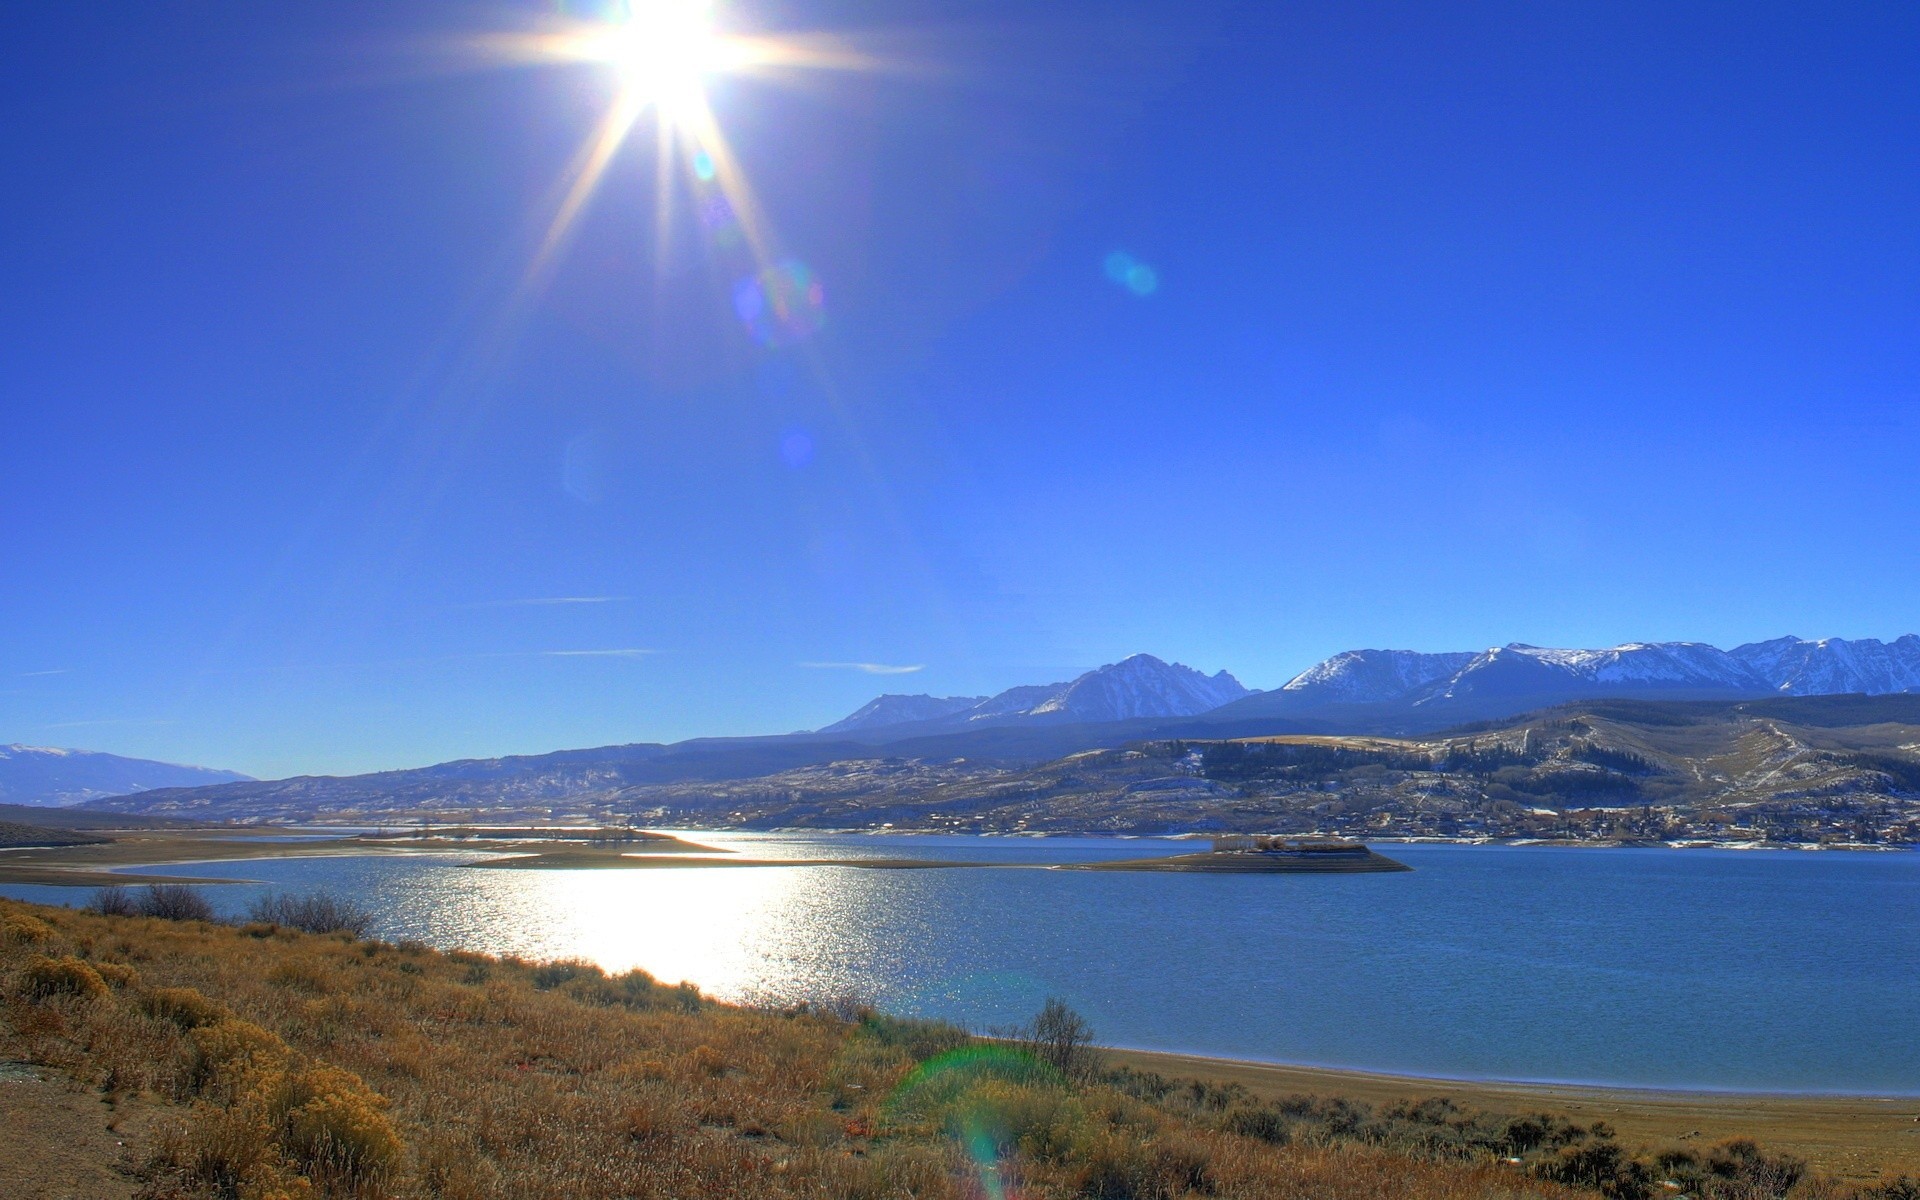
6, 835, 1916, 1094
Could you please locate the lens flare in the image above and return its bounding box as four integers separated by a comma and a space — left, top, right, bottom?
881, 1045, 1063, 1200
733, 260, 826, 346
1102, 251, 1159, 297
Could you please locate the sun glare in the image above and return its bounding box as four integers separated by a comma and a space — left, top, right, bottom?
458, 0, 876, 347
583, 0, 733, 122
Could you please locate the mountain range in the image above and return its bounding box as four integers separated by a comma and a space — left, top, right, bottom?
0, 744, 250, 807
818, 637, 1920, 737
64, 634, 1920, 822
1209, 635, 1920, 729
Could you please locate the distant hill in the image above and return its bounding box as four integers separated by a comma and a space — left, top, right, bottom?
0, 744, 249, 807
605, 693, 1920, 840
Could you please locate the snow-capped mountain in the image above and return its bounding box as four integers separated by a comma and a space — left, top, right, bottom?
1729, 635, 1920, 696
817, 694, 986, 734
1279, 649, 1478, 704
1028, 654, 1249, 722
1419, 642, 1766, 703
0, 744, 250, 807
1214, 635, 1920, 730
819, 655, 1250, 736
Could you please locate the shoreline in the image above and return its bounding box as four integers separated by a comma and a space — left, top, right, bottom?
1106, 1048, 1920, 1181
669, 827, 1917, 852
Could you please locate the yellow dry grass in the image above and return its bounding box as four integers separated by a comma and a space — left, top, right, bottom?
0, 897, 1891, 1200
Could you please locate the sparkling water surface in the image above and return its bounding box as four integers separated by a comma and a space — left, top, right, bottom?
6, 836, 1916, 1093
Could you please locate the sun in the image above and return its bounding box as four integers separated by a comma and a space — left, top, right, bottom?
578, 0, 739, 123
458, 0, 875, 324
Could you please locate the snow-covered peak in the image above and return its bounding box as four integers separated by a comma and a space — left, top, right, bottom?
1280, 649, 1477, 703
1490, 641, 1763, 687
1028, 654, 1249, 722
817, 694, 986, 734
1729, 635, 1920, 696
819, 654, 1249, 736
0, 745, 250, 807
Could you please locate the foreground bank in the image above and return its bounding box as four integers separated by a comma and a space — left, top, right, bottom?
1, 897, 1578, 1200
5, 897, 1918, 1200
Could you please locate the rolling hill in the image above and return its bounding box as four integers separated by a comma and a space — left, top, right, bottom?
604, 694, 1920, 841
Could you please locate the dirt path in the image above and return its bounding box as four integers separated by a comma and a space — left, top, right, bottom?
1109, 1049, 1920, 1182
0, 1062, 156, 1199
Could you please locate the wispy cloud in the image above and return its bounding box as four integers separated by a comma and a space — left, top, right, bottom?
544, 648, 654, 659
465, 596, 629, 608
41, 718, 175, 729
17, 669, 69, 677
799, 661, 925, 675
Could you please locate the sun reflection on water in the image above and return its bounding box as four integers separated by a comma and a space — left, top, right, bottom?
397, 856, 899, 1003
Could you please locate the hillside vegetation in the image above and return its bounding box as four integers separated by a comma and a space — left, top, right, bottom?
593, 699, 1920, 843
74, 698, 1920, 843
9, 897, 1893, 1200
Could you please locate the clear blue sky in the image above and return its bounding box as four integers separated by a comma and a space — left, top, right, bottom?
2, 1, 1916, 777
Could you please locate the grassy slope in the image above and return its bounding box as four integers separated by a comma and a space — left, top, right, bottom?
0, 898, 1612, 1200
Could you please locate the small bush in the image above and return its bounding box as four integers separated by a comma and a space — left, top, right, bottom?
1074, 1127, 1215, 1199
1220, 1106, 1290, 1145
1, 910, 55, 945
266, 958, 332, 995
90, 884, 138, 916
284, 1064, 404, 1184
945, 1078, 1088, 1163
1022, 997, 1103, 1081
93, 960, 140, 988
1702, 1138, 1806, 1199
246, 891, 374, 937
20, 953, 110, 1001
145, 985, 226, 1030
1534, 1137, 1654, 1200
530, 959, 598, 990
190, 1018, 291, 1096
856, 1011, 972, 1062
137, 884, 216, 922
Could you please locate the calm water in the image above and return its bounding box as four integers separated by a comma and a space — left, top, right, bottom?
6, 835, 1917, 1094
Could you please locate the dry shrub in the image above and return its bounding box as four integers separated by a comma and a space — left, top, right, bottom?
2, 909, 56, 946
267, 958, 333, 995
690, 1043, 727, 1077
1072, 1128, 1215, 1199
946, 1078, 1089, 1163
85, 1001, 192, 1095
192, 1018, 292, 1096
91, 884, 139, 917
155, 1093, 288, 1198
95, 959, 141, 988
21, 953, 110, 1001
145, 985, 226, 1030
138, 884, 218, 922
284, 1063, 404, 1185
247, 892, 374, 937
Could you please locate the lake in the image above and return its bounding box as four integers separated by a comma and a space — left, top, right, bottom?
6, 835, 1916, 1094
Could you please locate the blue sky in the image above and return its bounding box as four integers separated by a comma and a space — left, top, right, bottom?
2, 1, 1916, 777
